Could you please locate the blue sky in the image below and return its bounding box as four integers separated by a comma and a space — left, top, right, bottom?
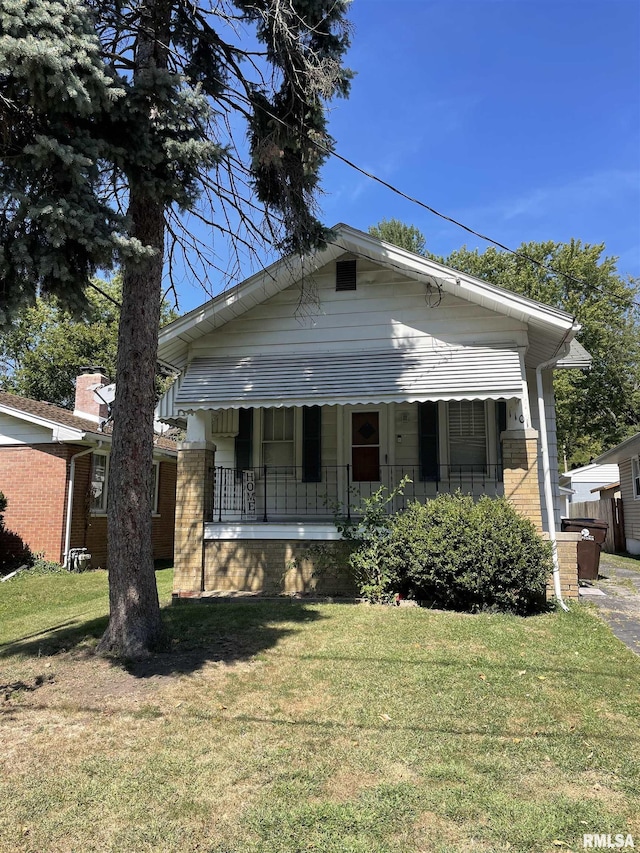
176, 0, 640, 312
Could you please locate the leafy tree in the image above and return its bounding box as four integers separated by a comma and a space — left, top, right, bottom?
369, 218, 429, 256
0, 0, 352, 656
0, 278, 176, 408
446, 241, 640, 466
369, 221, 640, 466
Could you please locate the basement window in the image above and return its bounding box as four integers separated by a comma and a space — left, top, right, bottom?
336, 259, 357, 291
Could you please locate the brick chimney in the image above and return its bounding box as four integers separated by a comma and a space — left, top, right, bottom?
74, 366, 111, 423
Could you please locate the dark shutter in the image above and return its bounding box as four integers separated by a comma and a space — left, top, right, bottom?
418, 402, 439, 481
495, 401, 507, 480
336, 259, 357, 291
302, 405, 322, 482
235, 407, 253, 474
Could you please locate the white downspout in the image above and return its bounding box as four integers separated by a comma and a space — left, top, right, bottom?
63, 444, 99, 568
535, 343, 571, 612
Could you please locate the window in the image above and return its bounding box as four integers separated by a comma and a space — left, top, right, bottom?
262, 408, 295, 471
449, 400, 487, 472
336, 259, 357, 291
90, 452, 161, 513
90, 452, 108, 512
152, 461, 160, 514
633, 457, 640, 499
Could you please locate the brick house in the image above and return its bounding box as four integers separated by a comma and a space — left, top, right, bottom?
0, 368, 177, 569
157, 224, 590, 602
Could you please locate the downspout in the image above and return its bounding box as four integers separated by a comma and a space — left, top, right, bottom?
535, 334, 574, 612
63, 444, 100, 568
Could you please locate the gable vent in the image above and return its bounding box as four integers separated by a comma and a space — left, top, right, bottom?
335, 259, 357, 291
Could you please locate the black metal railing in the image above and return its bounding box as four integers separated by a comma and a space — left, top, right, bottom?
212, 464, 503, 523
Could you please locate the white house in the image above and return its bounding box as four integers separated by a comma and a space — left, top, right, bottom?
595, 435, 640, 555
559, 463, 620, 508
157, 224, 589, 600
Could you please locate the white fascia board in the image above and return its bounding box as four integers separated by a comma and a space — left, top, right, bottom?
0, 404, 86, 441
595, 434, 640, 465
158, 223, 577, 364
333, 225, 577, 332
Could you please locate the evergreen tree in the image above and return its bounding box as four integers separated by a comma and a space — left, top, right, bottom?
0, 0, 352, 656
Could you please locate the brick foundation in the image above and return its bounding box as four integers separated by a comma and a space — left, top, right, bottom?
183, 538, 357, 597
502, 429, 543, 531
174, 442, 215, 593
544, 532, 580, 601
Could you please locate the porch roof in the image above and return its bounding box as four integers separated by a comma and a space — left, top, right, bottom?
172, 344, 524, 411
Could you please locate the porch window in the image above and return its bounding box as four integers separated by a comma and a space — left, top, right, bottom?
90, 452, 108, 512
262, 407, 295, 471
449, 400, 487, 471
633, 457, 640, 499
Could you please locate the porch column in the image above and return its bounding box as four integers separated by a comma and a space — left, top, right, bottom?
501, 427, 543, 531
174, 412, 215, 596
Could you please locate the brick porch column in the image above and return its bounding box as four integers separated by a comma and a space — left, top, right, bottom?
173, 440, 215, 595
501, 428, 543, 531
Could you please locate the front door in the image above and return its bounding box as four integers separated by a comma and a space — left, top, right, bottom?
352, 411, 380, 482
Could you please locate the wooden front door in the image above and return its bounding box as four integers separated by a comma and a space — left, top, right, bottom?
352, 411, 380, 482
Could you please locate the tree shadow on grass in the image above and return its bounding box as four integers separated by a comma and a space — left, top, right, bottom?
0, 600, 325, 679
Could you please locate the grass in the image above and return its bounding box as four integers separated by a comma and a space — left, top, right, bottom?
1, 570, 639, 852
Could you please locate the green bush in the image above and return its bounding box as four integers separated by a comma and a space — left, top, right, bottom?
337, 478, 410, 603
387, 492, 552, 615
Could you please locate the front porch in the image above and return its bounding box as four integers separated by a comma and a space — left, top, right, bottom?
211, 462, 505, 524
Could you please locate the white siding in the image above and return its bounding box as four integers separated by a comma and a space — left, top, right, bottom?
0, 413, 54, 445
190, 259, 528, 360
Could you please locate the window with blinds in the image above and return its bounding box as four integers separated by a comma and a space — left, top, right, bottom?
449, 400, 487, 470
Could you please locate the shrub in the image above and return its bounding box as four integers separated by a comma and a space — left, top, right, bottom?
337, 478, 410, 603
387, 492, 552, 615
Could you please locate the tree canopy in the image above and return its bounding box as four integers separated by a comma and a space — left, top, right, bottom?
368, 218, 429, 256
0, 278, 176, 408
0, 0, 352, 656
369, 220, 640, 466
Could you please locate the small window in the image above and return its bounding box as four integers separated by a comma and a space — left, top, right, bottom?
152, 461, 160, 514
336, 259, 357, 291
90, 452, 109, 512
633, 457, 640, 499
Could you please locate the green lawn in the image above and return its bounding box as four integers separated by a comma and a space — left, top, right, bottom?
1, 569, 639, 853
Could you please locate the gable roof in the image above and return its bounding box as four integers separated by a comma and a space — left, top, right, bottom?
158, 224, 581, 372
0, 390, 177, 454
596, 434, 640, 466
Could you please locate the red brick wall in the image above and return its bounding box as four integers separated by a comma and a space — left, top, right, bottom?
70, 453, 176, 568
152, 460, 176, 561
0, 445, 176, 569
0, 444, 71, 562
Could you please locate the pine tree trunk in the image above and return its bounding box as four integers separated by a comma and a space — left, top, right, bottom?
97, 0, 170, 658
98, 189, 166, 657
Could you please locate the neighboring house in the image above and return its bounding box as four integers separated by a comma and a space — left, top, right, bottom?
559, 463, 620, 507
157, 224, 590, 600
596, 435, 640, 555
0, 368, 177, 569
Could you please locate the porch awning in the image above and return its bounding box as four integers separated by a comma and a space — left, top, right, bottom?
173, 345, 524, 411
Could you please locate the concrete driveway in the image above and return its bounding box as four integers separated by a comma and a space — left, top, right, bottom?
582, 552, 640, 655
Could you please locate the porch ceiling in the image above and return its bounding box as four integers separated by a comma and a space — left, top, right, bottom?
172, 344, 524, 411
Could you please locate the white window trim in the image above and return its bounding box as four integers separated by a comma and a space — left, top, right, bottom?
253, 408, 302, 479
90, 451, 109, 515
152, 460, 160, 515
90, 452, 162, 514
632, 456, 640, 500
